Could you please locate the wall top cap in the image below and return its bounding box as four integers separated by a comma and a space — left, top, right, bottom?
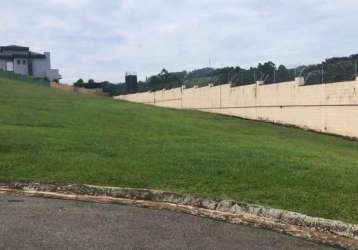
295, 77, 305, 86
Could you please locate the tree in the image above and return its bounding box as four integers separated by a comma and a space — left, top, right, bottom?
74, 78, 85, 87
159, 69, 169, 76
75, 78, 84, 84
159, 69, 169, 82
257, 61, 276, 83
276, 65, 289, 83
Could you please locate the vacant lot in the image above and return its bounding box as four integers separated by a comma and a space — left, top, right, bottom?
0, 78, 357, 223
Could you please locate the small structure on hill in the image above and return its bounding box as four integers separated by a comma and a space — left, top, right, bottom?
125, 72, 138, 93
0, 45, 61, 82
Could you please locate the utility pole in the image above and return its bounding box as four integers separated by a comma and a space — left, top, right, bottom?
220, 84, 222, 109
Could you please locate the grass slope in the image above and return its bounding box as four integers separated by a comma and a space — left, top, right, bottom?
0, 78, 357, 223
0, 70, 49, 86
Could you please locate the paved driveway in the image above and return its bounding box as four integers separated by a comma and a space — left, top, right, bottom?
0, 192, 337, 250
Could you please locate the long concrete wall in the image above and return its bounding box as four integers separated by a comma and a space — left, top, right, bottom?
114, 78, 358, 139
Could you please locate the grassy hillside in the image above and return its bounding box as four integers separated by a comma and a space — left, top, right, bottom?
0, 70, 49, 86
0, 77, 357, 223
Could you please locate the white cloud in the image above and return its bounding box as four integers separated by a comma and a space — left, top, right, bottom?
0, 0, 357, 83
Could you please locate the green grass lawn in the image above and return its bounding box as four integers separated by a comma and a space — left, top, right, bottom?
0, 78, 358, 223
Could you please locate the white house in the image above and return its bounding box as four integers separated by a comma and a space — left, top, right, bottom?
0, 45, 61, 81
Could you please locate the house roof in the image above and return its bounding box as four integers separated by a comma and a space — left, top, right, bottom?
0, 45, 30, 52
0, 45, 46, 59
0, 54, 46, 60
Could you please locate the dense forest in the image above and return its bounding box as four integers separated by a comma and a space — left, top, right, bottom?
74, 53, 358, 96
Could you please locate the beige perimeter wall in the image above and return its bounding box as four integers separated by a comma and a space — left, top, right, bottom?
114, 78, 358, 139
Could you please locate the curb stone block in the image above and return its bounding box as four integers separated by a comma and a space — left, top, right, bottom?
0, 182, 357, 249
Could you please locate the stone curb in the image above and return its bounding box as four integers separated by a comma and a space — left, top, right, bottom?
0, 181, 357, 250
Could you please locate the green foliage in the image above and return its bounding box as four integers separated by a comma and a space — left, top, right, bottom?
0, 70, 49, 86
257, 61, 276, 83
1, 78, 358, 223
138, 53, 358, 92
102, 82, 127, 96
276, 65, 290, 83
74, 79, 104, 89
73, 78, 127, 96
72, 53, 358, 95
74, 78, 84, 85
146, 69, 186, 91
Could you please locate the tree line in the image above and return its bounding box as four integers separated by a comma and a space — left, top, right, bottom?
74, 53, 358, 96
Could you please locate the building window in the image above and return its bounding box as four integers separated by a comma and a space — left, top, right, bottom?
17, 60, 21, 65
23, 60, 26, 65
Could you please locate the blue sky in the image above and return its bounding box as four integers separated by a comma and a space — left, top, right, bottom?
1, 0, 357, 83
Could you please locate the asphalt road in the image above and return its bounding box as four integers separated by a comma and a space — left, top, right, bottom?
0, 192, 337, 250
